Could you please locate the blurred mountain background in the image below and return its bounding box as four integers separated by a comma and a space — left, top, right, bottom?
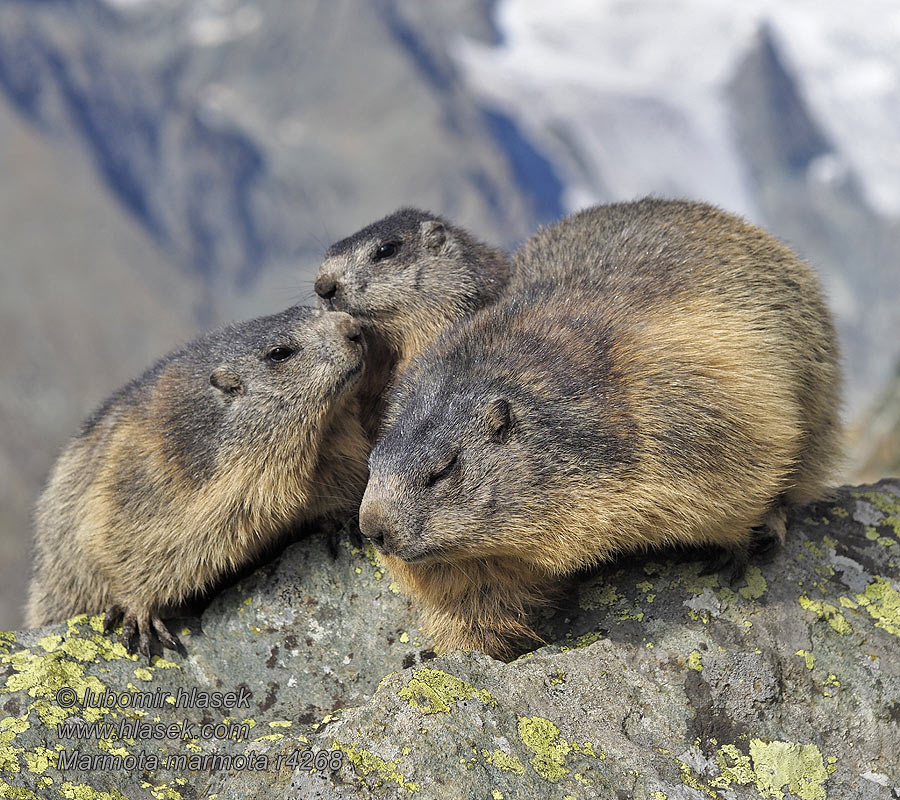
1, 0, 898, 628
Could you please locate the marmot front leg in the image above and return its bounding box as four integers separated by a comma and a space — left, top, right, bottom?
423, 602, 544, 662
381, 555, 549, 661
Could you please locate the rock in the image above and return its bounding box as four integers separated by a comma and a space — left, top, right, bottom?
3, 481, 899, 799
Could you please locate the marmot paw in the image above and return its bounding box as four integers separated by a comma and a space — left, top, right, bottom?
104, 605, 183, 661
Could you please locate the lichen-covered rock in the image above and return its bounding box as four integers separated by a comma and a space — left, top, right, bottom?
0, 533, 423, 799
3, 481, 900, 799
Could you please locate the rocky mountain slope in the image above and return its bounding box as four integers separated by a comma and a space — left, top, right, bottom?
1, 481, 898, 797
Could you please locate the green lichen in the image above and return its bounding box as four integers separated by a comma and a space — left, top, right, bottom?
739, 566, 767, 601
0, 780, 43, 799
749, 739, 829, 800
711, 743, 756, 789
143, 781, 183, 800
673, 564, 721, 597
692, 740, 829, 800
678, 760, 716, 797
332, 739, 418, 793
398, 668, 496, 714
517, 716, 570, 782
822, 674, 841, 697
575, 631, 603, 648
2, 646, 110, 726
855, 576, 900, 636
0, 631, 17, 655
39, 617, 133, 664
572, 741, 602, 758
579, 583, 621, 610
21, 746, 55, 775
851, 490, 900, 537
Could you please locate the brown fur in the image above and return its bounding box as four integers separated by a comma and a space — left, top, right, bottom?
359, 199, 843, 660
26, 307, 370, 652
314, 208, 511, 438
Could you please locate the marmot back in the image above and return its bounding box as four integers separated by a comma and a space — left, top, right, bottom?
314, 208, 511, 437
358, 198, 842, 659
26, 307, 369, 656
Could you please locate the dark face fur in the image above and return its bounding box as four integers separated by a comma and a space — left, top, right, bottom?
157, 307, 364, 481
313, 208, 461, 342
359, 378, 540, 563
207, 308, 364, 409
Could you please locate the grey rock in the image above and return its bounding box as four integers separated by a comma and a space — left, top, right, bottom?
3, 480, 899, 798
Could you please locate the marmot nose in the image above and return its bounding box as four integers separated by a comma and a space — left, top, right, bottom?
359, 500, 395, 554
314, 275, 338, 302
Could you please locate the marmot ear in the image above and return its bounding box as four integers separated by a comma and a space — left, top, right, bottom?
210, 367, 244, 397
485, 397, 514, 444
421, 220, 447, 253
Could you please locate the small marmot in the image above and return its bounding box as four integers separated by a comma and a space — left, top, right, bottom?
314, 208, 511, 437
358, 198, 843, 660
26, 307, 370, 657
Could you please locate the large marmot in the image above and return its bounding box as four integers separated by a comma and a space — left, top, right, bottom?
358, 199, 843, 659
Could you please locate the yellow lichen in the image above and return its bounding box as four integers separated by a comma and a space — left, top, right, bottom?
579, 583, 621, 610
794, 650, 815, 670
798, 596, 852, 634
398, 668, 496, 715
749, 739, 829, 800
711, 744, 756, 789
332, 739, 418, 793
575, 631, 603, 648
855, 576, 900, 637
482, 749, 525, 774
517, 716, 571, 782
58, 782, 130, 800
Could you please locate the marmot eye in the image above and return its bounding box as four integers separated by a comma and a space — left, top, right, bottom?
427, 453, 458, 486
373, 241, 400, 261
266, 346, 295, 363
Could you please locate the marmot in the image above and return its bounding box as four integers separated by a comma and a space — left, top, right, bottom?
314, 208, 511, 437
26, 307, 370, 657
358, 198, 843, 660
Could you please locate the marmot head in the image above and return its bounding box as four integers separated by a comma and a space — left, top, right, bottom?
155, 307, 365, 479
204, 307, 364, 412
314, 208, 510, 355
356, 306, 640, 569
357, 357, 552, 566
